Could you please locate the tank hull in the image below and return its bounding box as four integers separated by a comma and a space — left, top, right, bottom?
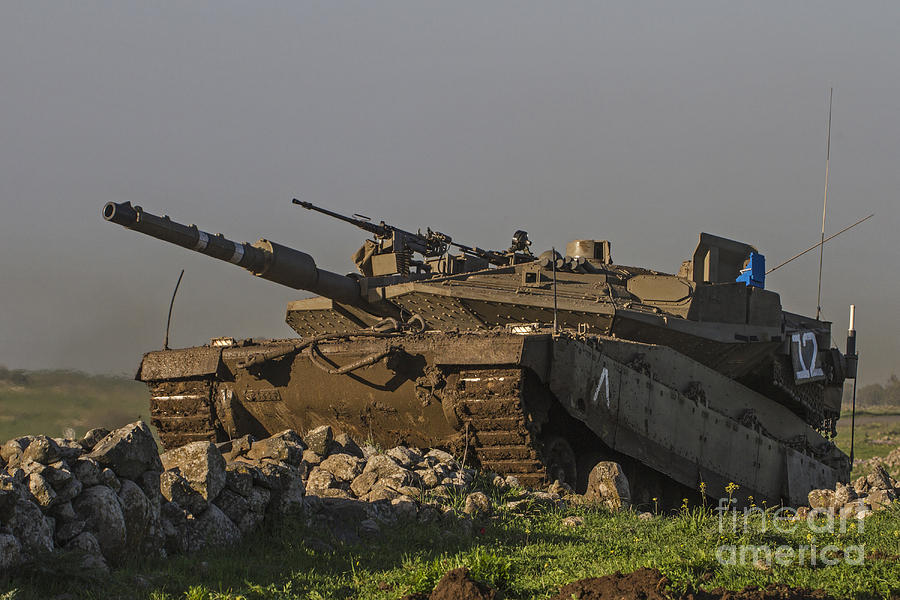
139, 331, 848, 507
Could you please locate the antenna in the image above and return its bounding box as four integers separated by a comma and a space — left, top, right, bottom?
552, 247, 559, 333
815, 88, 833, 320
766, 213, 874, 275
164, 269, 185, 350
847, 304, 859, 465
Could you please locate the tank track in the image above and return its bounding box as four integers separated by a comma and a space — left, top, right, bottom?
447, 368, 549, 488
148, 378, 218, 451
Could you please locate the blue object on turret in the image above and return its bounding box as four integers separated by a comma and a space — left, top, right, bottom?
736, 252, 765, 289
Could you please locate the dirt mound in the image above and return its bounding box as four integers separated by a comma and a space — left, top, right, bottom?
403, 568, 835, 600
548, 568, 834, 600
549, 567, 671, 600
688, 584, 835, 600
399, 567, 497, 600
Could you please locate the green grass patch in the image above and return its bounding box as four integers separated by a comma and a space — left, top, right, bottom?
0, 369, 149, 441
834, 412, 900, 478
4, 502, 900, 599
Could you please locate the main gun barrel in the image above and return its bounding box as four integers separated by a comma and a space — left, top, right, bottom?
102, 201, 361, 305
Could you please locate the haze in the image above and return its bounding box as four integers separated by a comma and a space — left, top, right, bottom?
1, 2, 897, 385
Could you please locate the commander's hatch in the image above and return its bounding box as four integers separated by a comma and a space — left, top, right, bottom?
681, 233, 757, 284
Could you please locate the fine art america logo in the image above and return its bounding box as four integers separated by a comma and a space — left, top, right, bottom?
714, 498, 865, 567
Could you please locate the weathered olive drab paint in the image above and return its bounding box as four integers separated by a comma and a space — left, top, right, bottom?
104, 202, 851, 506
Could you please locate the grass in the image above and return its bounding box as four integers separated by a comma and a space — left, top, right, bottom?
0, 370, 149, 441
3, 499, 900, 599
1, 372, 899, 598
834, 408, 900, 477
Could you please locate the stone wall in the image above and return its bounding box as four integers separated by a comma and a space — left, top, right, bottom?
0, 421, 569, 573
804, 463, 899, 519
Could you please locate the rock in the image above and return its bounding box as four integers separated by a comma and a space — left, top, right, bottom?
869, 466, 897, 491
391, 496, 418, 521
55, 519, 85, 543
853, 475, 869, 496
258, 462, 305, 515
808, 489, 837, 510
237, 510, 265, 535
549, 480, 574, 496
867, 488, 897, 511
306, 468, 337, 497
362, 454, 417, 488
350, 471, 379, 498
305, 426, 334, 456
504, 475, 521, 488
66, 530, 102, 555
118, 479, 153, 547
23, 436, 61, 465
332, 433, 364, 458
839, 500, 869, 519
0, 533, 22, 571
220, 434, 255, 461
365, 480, 404, 502
73, 485, 127, 562
387, 446, 423, 469
65, 531, 111, 574
301, 449, 323, 468
6, 497, 55, 556
418, 504, 442, 524
246, 432, 305, 466
490, 475, 508, 491
50, 500, 77, 523
160, 441, 226, 501
561, 515, 585, 527
359, 518, 380, 537
463, 492, 491, 516
186, 504, 240, 552
27, 473, 58, 508
318, 453, 364, 483
55, 477, 83, 504
225, 463, 255, 497
214, 488, 249, 524
159, 470, 208, 515
0, 477, 22, 513
160, 503, 190, 555
88, 421, 161, 480
399, 485, 423, 499
99, 467, 121, 492
415, 467, 441, 488
246, 486, 271, 514
585, 461, 631, 510
73, 457, 101, 487
78, 428, 110, 451
53, 439, 85, 462
426, 448, 458, 467
79, 551, 111, 574
834, 482, 858, 505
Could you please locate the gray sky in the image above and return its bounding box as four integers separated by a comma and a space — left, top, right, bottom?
1, 2, 897, 385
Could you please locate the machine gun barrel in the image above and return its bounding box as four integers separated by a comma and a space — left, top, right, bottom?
102, 201, 362, 305
293, 199, 448, 257
293, 199, 390, 238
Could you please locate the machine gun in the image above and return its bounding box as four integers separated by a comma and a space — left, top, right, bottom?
293, 199, 533, 272
293, 199, 450, 258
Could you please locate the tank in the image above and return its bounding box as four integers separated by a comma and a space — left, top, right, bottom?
102, 200, 852, 506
